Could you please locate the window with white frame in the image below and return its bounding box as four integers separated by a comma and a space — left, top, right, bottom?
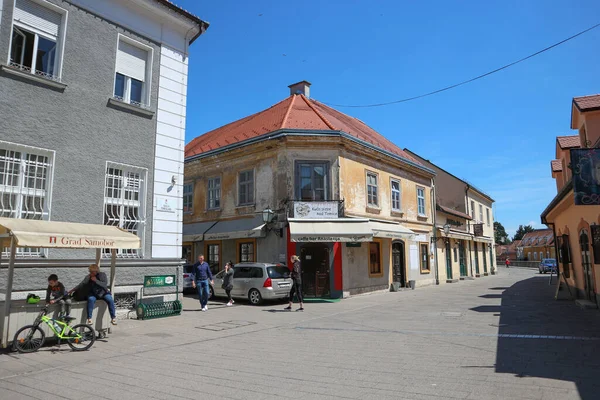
207, 177, 221, 209
417, 187, 426, 216
391, 179, 401, 211
479, 204, 483, 223
114, 36, 152, 107
238, 170, 254, 205
103, 162, 147, 257
9, 0, 66, 81
183, 183, 193, 213
486, 208, 490, 226
0, 141, 54, 256
366, 172, 378, 207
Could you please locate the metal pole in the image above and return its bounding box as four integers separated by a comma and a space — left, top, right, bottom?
1, 238, 17, 348
95, 248, 101, 267
110, 249, 117, 294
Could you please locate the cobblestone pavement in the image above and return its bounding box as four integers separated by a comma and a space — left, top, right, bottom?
1, 268, 599, 400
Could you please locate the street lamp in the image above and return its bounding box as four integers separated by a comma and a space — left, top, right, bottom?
262, 208, 275, 224
443, 223, 451, 236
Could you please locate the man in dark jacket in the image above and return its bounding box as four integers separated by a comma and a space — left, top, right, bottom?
191, 255, 213, 311
69, 264, 117, 325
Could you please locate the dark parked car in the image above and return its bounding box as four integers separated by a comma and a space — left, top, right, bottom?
539, 258, 557, 274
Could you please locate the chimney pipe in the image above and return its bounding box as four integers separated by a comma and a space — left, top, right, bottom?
288, 80, 311, 98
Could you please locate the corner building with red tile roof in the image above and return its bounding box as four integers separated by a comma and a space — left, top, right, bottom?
183, 81, 439, 298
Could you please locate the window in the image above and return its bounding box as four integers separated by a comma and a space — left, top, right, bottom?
0, 141, 54, 257
391, 179, 401, 211
369, 242, 382, 276
267, 266, 290, 279
9, 0, 66, 81
237, 240, 255, 263
366, 172, 378, 207
238, 170, 254, 205
479, 204, 483, 223
114, 36, 152, 107
470, 201, 475, 219
103, 162, 147, 257
182, 244, 193, 264
486, 208, 490, 226
533, 252, 537, 260
547, 251, 550, 259
420, 243, 430, 273
296, 162, 328, 201
183, 183, 193, 213
205, 242, 221, 274
417, 187, 426, 216
233, 266, 252, 279
207, 177, 221, 210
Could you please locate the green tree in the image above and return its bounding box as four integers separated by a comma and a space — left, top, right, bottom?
512, 224, 535, 241
494, 222, 510, 244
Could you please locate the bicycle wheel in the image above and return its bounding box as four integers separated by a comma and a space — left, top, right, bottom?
13, 325, 45, 353
66, 324, 96, 351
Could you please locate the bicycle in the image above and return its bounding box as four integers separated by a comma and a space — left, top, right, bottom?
12, 304, 96, 353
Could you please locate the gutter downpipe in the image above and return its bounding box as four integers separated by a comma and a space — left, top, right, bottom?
431, 178, 439, 285
466, 184, 474, 277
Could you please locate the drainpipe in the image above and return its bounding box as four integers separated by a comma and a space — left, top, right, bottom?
431, 178, 439, 285
466, 184, 474, 276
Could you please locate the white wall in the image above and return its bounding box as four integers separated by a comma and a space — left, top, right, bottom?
152, 45, 188, 258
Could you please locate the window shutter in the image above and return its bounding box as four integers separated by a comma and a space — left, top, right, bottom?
116, 40, 147, 82
14, 0, 62, 39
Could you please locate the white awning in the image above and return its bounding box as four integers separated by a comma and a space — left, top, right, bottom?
288, 218, 373, 242
437, 227, 473, 241
370, 220, 415, 240
183, 215, 266, 242
0, 217, 141, 249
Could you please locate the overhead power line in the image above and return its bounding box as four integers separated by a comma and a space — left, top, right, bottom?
323, 22, 600, 108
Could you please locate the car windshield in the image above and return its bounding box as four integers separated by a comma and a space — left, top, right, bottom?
267, 266, 290, 279
543, 259, 556, 265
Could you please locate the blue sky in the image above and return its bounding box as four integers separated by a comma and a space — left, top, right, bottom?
176, 0, 600, 238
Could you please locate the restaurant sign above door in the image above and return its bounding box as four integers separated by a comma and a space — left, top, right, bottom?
293, 201, 338, 219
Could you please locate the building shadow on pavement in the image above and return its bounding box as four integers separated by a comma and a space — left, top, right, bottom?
471, 277, 600, 399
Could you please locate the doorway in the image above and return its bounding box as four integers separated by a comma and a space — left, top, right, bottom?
580, 230, 595, 301
482, 243, 488, 273
300, 245, 330, 298
445, 240, 452, 280
474, 242, 480, 275
459, 240, 467, 277
392, 241, 406, 287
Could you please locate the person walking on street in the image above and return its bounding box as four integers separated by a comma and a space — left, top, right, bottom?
285, 255, 304, 312
192, 255, 213, 311
505, 258, 510, 268
223, 261, 235, 306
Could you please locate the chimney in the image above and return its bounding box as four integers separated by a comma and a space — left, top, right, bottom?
288, 80, 311, 98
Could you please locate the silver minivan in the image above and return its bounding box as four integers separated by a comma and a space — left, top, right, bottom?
211, 263, 292, 305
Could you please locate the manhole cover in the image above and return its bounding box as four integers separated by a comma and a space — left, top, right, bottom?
196, 320, 256, 331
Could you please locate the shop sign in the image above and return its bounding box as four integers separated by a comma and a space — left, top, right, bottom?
571, 149, 600, 205
144, 275, 176, 288
291, 234, 371, 243
346, 242, 362, 247
157, 197, 176, 213
293, 202, 338, 219
473, 223, 484, 237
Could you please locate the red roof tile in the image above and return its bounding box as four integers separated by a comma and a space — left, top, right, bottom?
551, 160, 562, 172
573, 94, 600, 111
556, 135, 580, 149
185, 94, 420, 164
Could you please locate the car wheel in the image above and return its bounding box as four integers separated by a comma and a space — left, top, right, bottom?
539, 268, 543, 274
248, 289, 262, 305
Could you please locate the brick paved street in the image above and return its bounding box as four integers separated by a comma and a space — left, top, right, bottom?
1, 268, 599, 400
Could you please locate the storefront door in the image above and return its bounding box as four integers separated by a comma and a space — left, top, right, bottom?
301, 245, 330, 298
580, 230, 595, 301
392, 241, 406, 287
459, 241, 467, 277
474, 242, 480, 275
482, 243, 488, 273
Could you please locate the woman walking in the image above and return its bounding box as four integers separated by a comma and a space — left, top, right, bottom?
223, 262, 235, 306
285, 255, 304, 311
